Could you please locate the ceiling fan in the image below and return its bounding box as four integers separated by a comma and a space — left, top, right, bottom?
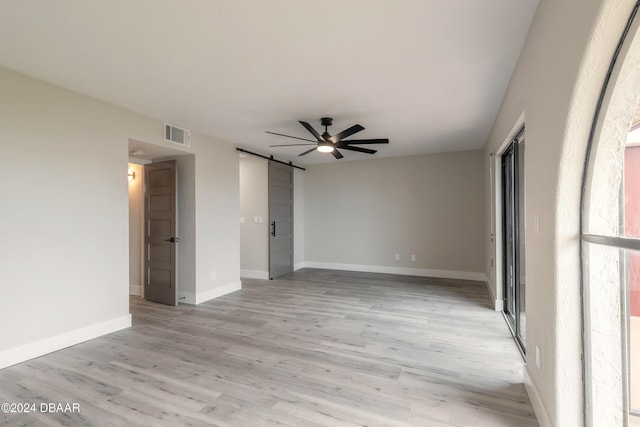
266, 117, 389, 159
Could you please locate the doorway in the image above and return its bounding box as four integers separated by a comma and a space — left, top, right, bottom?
268, 160, 294, 279
502, 127, 526, 353
127, 139, 195, 305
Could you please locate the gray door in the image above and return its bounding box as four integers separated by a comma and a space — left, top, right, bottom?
144, 160, 178, 306
269, 161, 294, 279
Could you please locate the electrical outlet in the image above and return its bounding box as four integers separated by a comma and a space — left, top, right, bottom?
535, 345, 541, 370
211, 271, 217, 280
411, 254, 416, 262
394, 253, 400, 261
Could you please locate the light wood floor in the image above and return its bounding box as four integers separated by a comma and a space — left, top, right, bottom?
0, 269, 537, 426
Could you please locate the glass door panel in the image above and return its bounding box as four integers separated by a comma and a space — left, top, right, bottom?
502, 129, 526, 352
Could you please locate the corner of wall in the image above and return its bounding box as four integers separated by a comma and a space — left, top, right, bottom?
195, 281, 242, 304
524, 366, 552, 427
484, 276, 503, 311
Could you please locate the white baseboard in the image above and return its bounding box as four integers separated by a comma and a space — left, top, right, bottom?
302, 261, 487, 282
196, 281, 242, 304
129, 284, 141, 296
0, 314, 131, 370
240, 269, 269, 280
178, 291, 196, 305
484, 278, 503, 311
524, 366, 552, 427
294, 262, 306, 271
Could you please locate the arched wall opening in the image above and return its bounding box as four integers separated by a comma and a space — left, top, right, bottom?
582, 3, 640, 425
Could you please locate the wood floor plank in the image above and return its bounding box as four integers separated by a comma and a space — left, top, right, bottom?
0, 268, 537, 426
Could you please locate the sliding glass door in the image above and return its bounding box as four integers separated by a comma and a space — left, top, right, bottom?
502, 128, 526, 352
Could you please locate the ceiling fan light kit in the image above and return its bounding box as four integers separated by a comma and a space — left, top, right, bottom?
266, 117, 389, 159
317, 143, 334, 153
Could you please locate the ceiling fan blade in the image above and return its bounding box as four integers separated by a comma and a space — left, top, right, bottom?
298, 147, 317, 156
269, 143, 317, 147
339, 138, 389, 145
328, 124, 364, 143
265, 131, 315, 142
339, 145, 377, 155
331, 149, 344, 159
299, 121, 325, 141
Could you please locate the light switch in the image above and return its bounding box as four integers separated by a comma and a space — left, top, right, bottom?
240, 217, 245, 223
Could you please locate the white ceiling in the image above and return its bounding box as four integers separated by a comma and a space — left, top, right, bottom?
0, 0, 539, 164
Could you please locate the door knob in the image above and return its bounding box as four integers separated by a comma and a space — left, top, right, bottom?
164, 237, 180, 243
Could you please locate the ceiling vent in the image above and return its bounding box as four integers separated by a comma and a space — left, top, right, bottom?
164, 123, 190, 146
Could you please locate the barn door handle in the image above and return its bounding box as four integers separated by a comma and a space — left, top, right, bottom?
271, 221, 276, 236
164, 237, 180, 243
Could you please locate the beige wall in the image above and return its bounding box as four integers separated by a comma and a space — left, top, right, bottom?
483, 0, 638, 425
192, 136, 240, 301
127, 163, 144, 296
239, 156, 269, 277
176, 154, 197, 300
0, 66, 240, 365
304, 150, 485, 278
0, 68, 132, 355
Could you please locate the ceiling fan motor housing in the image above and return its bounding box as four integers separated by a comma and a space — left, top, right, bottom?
320, 117, 333, 127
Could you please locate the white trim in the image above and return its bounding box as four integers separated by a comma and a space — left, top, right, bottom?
498, 112, 526, 155
128, 156, 152, 165
484, 278, 503, 311
178, 291, 196, 305
196, 281, 242, 304
0, 314, 131, 370
129, 284, 141, 296
294, 262, 307, 271
240, 269, 269, 280
524, 366, 552, 427
303, 261, 487, 282
493, 116, 526, 307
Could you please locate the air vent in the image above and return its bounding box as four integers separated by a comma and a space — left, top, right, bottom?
164, 123, 190, 146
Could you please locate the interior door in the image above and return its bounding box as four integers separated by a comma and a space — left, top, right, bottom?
144, 160, 178, 306
269, 161, 294, 279
502, 128, 526, 352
